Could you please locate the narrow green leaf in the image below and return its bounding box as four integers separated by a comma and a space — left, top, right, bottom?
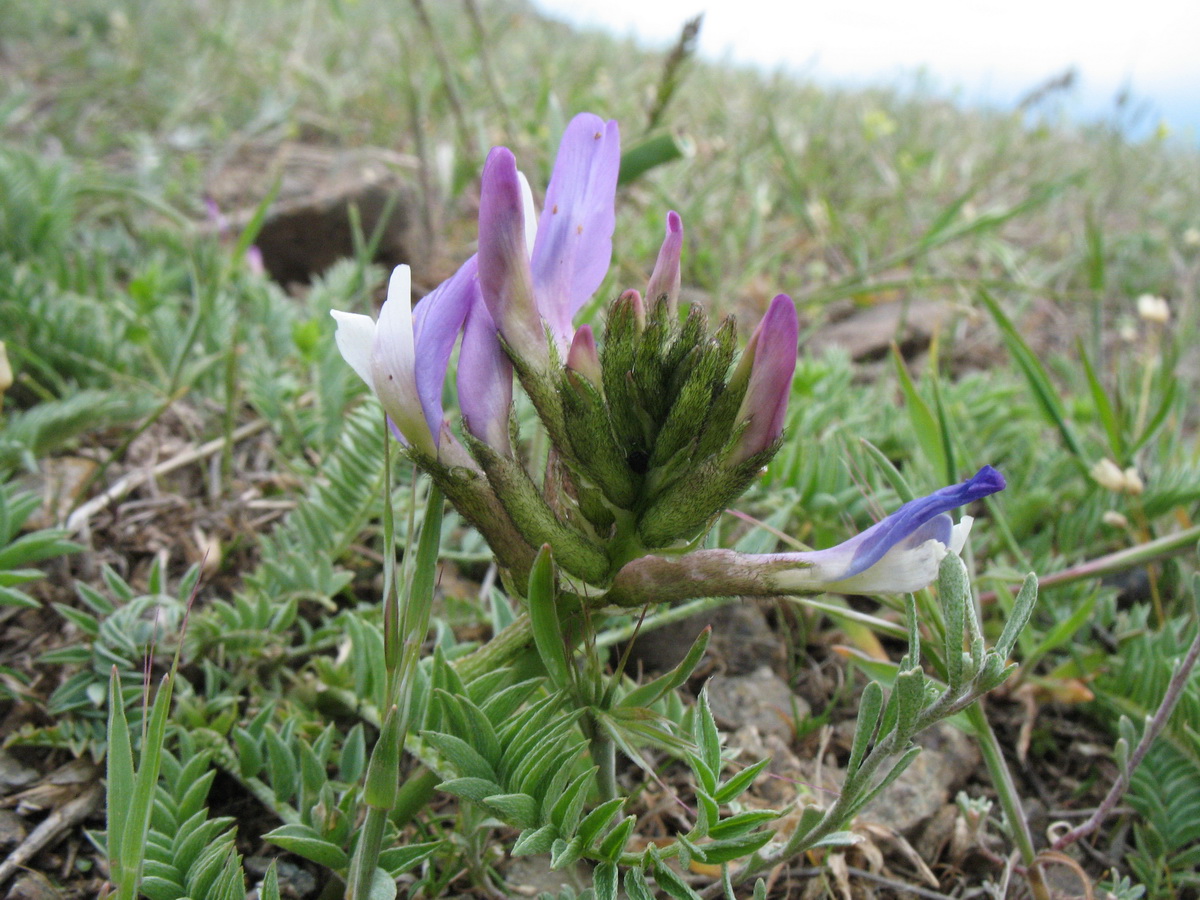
846, 680, 883, 779
713, 757, 770, 805
692, 829, 774, 864
264, 727, 297, 804
340, 723, 367, 784
263, 823, 350, 869
576, 797, 625, 849
259, 861, 281, 900
377, 841, 440, 877
695, 688, 721, 776
422, 731, 497, 782
1077, 339, 1125, 460
597, 814, 636, 861
438, 777, 506, 804
653, 859, 703, 900
994, 573, 1038, 661
621, 627, 711, 710
105, 668, 133, 888
512, 824, 559, 856
119, 673, 174, 885
978, 290, 1085, 461
624, 867, 656, 900
706, 810, 780, 840
528, 544, 571, 690
594, 861, 618, 900
482, 792, 539, 828
891, 345, 945, 477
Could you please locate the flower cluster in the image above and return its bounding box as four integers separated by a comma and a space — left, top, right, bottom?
333, 113, 1004, 601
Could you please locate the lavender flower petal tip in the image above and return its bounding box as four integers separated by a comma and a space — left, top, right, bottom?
770, 466, 1005, 596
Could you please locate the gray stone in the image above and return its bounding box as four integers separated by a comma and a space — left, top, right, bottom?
706, 666, 809, 743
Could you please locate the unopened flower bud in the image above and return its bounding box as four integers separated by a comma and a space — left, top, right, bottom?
646, 211, 683, 316
1136, 294, 1169, 324
566, 325, 602, 389
1090, 458, 1143, 495
728, 295, 799, 465
1102, 510, 1130, 529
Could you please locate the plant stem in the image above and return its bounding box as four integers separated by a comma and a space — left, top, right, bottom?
589, 727, 618, 801
346, 805, 387, 900
965, 703, 1049, 900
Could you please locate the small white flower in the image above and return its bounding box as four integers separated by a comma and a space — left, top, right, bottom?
1136, 294, 1169, 324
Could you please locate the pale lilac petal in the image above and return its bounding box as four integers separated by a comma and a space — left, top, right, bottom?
730, 295, 798, 464
412, 255, 477, 444
458, 298, 513, 455
530, 114, 620, 352
645, 211, 683, 311
478, 147, 545, 365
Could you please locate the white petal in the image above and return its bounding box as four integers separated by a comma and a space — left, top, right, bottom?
517, 171, 538, 256
950, 516, 974, 555
827, 538, 951, 595
370, 265, 435, 454
330, 309, 377, 389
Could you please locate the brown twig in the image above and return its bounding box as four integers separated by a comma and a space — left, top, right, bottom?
1052, 617, 1200, 850
0, 782, 103, 889
65, 418, 271, 535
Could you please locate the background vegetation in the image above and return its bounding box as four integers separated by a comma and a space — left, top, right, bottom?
3, 0, 1200, 896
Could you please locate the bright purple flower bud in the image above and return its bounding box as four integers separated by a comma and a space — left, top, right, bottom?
769, 467, 1006, 594
729, 294, 799, 464
645, 211, 683, 314
566, 324, 602, 389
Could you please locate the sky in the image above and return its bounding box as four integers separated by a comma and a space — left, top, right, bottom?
531, 0, 1200, 141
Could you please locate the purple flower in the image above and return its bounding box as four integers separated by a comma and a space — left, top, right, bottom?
728, 294, 799, 465
478, 113, 620, 366
769, 467, 1006, 594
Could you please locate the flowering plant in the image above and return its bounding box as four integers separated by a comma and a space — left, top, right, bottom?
333, 112, 1004, 603
330, 113, 1030, 899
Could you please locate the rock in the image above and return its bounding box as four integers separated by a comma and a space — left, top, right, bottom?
860, 723, 980, 836
627, 600, 783, 675
206, 144, 419, 287
244, 857, 318, 898
0, 809, 27, 849
706, 666, 809, 743
5, 872, 62, 900
808, 299, 954, 362
503, 854, 589, 897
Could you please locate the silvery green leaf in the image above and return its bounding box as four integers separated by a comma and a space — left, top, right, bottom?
846, 680, 883, 779
597, 815, 636, 861
263, 824, 349, 869
482, 792, 539, 828
577, 797, 626, 849
994, 573, 1038, 661
512, 824, 559, 856
624, 867, 656, 900
594, 861, 618, 900
713, 757, 770, 804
